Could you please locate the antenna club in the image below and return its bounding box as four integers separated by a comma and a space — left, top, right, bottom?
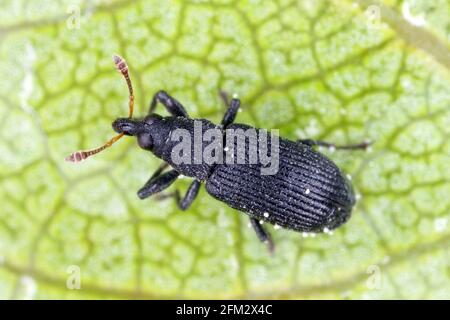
65, 151, 87, 163
112, 54, 121, 64
113, 54, 128, 74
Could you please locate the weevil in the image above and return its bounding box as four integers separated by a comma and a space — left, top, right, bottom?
66, 55, 370, 253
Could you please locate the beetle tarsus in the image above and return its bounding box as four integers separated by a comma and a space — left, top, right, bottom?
250, 217, 275, 255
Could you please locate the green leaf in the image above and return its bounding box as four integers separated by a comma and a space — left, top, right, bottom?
0, 0, 449, 299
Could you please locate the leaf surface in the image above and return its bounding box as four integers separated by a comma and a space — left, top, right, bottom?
0, 0, 449, 299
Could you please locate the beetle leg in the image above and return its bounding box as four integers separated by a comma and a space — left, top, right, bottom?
177, 180, 202, 210
137, 169, 179, 199
219, 90, 230, 106
148, 90, 189, 118
138, 163, 170, 196
249, 217, 275, 254
298, 139, 371, 150
154, 180, 202, 210
221, 97, 241, 128
148, 162, 170, 181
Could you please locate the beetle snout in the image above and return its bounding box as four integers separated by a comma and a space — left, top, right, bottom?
112, 118, 142, 136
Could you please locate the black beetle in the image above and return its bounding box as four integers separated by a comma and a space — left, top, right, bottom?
66, 55, 370, 252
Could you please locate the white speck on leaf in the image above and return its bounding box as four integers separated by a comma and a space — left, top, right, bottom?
226, 233, 234, 246
402, 2, 426, 26
305, 119, 320, 137
20, 275, 37, 300
228, 256, 238, 274
434, 218, 448, 233
20, 43, 37, 116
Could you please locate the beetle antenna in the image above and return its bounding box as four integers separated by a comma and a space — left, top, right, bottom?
65, 55, 135, 163
64, 133, 124, 163
113, 54, 134, 118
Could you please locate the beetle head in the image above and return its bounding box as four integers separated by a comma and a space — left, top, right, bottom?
112, 118, 143, 136
112, 114, 163, 151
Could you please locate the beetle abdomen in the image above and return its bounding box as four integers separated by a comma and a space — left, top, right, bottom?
205, 130, 355, 233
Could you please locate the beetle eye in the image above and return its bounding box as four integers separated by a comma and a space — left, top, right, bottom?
144, 114, 162, 126
137, 133, 153, 151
